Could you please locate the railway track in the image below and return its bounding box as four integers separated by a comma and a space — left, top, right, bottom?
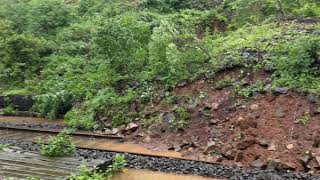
0, 118, 319, 180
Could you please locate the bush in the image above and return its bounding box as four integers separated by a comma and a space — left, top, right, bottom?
0, 33, 49, 83
70, 154, 126, 180
272, 36, 320, 92
37, 129, 76, 157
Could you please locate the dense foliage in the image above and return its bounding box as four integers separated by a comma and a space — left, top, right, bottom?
0, 0, 319, 129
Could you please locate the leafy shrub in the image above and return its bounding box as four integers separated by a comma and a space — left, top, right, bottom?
2, 105, 16, 115
64, 108, 96, 130
37, 129, 76, 157
233, 81, 264, 98
0, 33, 49, 83
70, 154, 126, 180
296, 112, 311, 125
272, 36, 320, 92
169, 107, 188, 131
215, 76, 235, 90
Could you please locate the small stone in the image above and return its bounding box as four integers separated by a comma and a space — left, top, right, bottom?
225, 149, 236, 160
125, 122, 139, 132
250, 104, 259, 111
160, 112, 176, 123
239, 118, 257, 130
209, 119, 219, 125
273, 87, 289, 94
136, 132, 146, 137
211, 103, 219, 110
112, 128, 119, 135
315, 156, 320, 166
286, 144, 294, 150
275, 108, 286, 118
144, 136, 151, 143
251, 156, 267, 169
268, 142, 277, 151
204, 141, 216, 154
95, 130, 103, 134
267, 159, 280, 170
255, 138, 269, 147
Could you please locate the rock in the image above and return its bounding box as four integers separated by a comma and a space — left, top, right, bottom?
307, 159, 320, 170
144, 136, 151, 143
237, 139, 255, 150
267, 159, 280, 170
204, 141, 216, 154
273, 87, 289, 94
136, 132, 146, 137
209, 119, 219, 125
224, 149, 236, 160
235, 152, 244, 162
94, 130, 103, 134
286, 144, 294, 150
250, 104, 259, 111
125, 122, 139, 132
160, 112, 176, 124
168, 144, 182, 152
275, 108, 286, 118
316, 156, 320, 166
278, 160, 297, 171
239, 118, 257, 130
268, 159, 296, 171
312, 131, 320, 147
251, 156, 267, 169
268, 142, 277, 151
112, 128, 119, 135
211, 155, 223, 163
104, 129, 113, 135
204, 102, 219, 110
221, 144, 233, 155
307, 93, 319, 104
255, 138, 269, 147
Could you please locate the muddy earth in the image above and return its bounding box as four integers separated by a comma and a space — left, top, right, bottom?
119, 69, 320, 175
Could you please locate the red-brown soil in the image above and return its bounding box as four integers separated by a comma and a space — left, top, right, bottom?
126, 69, 320, 174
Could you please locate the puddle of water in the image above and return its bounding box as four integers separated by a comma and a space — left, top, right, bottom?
72, 137, 182, 159
112, 169, 220, 180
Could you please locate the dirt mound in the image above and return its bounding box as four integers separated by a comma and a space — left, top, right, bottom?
125, 69, 320, 174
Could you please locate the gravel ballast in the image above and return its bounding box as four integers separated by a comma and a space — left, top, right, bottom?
0, 138, 319, 180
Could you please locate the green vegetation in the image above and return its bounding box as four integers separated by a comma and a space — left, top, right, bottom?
215, 77, 235, 90
70, 154, 126, 180
0, 144, 9, 151
170, 107, 188, 131
233, 81, 265, 98
1, 105, 16, 115
0, 0, 319, 129
296, 112, 311, 125
37, 129, 75, 157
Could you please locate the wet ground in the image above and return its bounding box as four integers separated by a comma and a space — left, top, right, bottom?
112, 169, 220, 180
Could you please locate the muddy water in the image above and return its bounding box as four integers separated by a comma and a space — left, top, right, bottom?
73, 136, 182, 159
112, 169, 221, 180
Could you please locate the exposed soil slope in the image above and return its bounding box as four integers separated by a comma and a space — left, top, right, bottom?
125, 69, 320, 174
